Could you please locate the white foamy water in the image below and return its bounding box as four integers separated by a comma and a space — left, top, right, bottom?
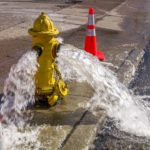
57, 44, 150, 137
1, 44, 150, 149
0, 125, 41, 150
0, 51, 41, 149
1, 51, 38, 127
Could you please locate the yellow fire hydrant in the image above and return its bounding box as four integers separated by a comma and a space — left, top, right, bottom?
28, 12, 68, 106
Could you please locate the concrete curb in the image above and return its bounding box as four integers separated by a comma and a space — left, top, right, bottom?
117, 48, 145, 86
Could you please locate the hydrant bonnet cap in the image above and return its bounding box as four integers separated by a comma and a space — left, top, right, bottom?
28, 12, 59, 36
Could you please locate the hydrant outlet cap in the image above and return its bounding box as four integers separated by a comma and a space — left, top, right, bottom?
28, 12, 59, 36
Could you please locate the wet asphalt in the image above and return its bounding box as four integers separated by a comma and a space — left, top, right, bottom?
92, 42, 150, 149
130, 41, 150, 95
0, 0, 150, 149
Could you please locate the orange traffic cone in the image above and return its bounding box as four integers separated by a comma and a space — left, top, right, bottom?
84, 8, 105, 61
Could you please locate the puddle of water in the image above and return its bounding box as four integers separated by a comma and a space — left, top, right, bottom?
0, 125, 41, 150
91, 117, 150, 150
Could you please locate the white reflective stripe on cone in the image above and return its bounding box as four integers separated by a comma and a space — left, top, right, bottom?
88, 15, 95, 25
87, 29, 96, 36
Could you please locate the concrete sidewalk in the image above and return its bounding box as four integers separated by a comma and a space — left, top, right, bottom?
0, 0, 150, 149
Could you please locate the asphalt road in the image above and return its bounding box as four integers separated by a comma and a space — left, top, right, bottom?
130, 41, 150, 96
1, 0, 150, 149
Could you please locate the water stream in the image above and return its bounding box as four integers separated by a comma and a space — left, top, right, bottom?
58, 45, 150, 137
0, 45, 150, 149
0, 51, 42, 150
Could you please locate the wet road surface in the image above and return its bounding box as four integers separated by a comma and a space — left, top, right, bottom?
130, 41, 150, 95
92, 0, 150, 149
0, 0, 150, 149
